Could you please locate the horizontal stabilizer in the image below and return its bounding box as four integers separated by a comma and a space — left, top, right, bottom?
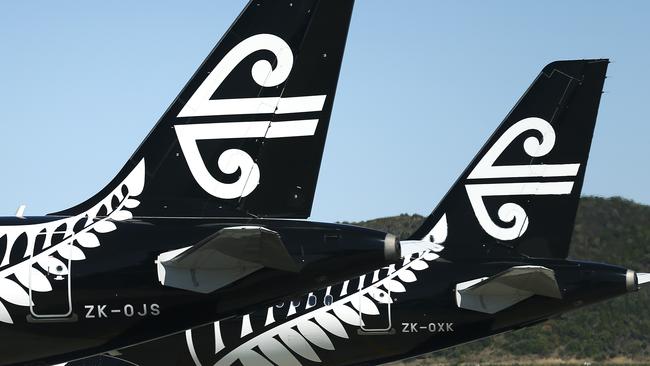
455, 266, 562, 314
156, 226, 301, 293
167, 226, 301, 273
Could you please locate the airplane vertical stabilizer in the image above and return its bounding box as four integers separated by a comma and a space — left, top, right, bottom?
410, 60, 609, 260
52, 0, 355, 219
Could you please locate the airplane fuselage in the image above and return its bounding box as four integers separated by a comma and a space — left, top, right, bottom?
111, 254, 636, 366
0, 215, 397, 366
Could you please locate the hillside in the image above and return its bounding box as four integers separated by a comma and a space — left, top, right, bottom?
352, 196, 650, 364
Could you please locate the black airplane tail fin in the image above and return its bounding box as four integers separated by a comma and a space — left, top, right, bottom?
51, 0, 354, 219
409, 59, 609, 260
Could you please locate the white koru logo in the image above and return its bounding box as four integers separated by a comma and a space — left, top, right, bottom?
175, 34, 327, 200
465, 117, 580, 241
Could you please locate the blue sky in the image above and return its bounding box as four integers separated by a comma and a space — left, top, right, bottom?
0, 1, 648, 223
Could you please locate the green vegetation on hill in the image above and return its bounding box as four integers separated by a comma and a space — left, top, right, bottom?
351, 196, 650, 364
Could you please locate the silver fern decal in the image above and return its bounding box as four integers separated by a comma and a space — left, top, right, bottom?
209, 244, 443, 366
0, 159, 145, 324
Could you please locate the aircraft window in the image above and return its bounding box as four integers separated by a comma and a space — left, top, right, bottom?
291, 300, 301, 307
307, 294, 317, 307
324, 294, 333, 306
275, 302, 284, 308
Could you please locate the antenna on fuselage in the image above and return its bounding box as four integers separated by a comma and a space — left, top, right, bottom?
15, 204, 26, 219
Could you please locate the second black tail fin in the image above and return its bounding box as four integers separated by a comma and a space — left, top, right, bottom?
53, 0, 354, 219
410, 59, 608, 260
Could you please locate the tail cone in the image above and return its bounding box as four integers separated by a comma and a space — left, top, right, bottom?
637, 273, 650, 288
